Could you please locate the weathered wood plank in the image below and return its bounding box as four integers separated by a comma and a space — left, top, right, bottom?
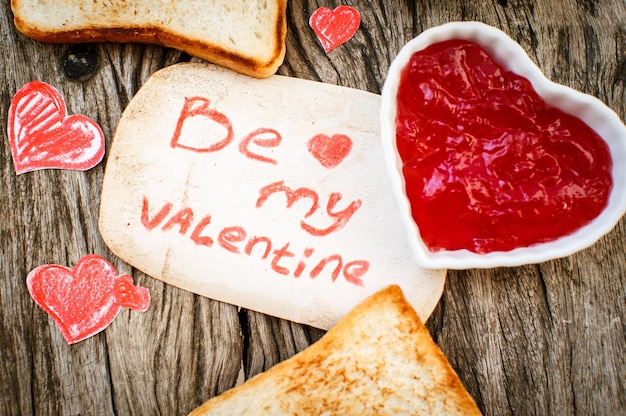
245, 2, 626, 416
1, 2, 243, 415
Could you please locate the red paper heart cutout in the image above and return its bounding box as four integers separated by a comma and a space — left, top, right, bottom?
309, 6, 360, 52
7, 81, 105, 174
307, 133, 353, 168
395, 40, 613, 254
26, 255, 150, 344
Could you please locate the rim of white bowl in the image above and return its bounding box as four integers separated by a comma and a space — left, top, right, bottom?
380, 21, 626, 269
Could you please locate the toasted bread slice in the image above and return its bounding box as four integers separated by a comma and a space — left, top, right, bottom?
10, 0, 287, 78
189, 285, 482, 415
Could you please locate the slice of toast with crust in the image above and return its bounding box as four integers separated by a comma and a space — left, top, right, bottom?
189, 285, 482, 415
10, 0, 287, 78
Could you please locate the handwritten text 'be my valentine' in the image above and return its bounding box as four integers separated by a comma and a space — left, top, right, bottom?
140, 96, 369, 287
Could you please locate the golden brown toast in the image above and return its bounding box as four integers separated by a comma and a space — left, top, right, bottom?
189, 285, 482, 415
11, 0, 287, 78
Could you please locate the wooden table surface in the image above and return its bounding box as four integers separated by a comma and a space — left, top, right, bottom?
2, 1, 625, 415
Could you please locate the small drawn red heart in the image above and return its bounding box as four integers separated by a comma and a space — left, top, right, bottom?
7, 81, 105, 174
26, 254, 150, 344
307, 133, 353, 168
309, 6, 361, 52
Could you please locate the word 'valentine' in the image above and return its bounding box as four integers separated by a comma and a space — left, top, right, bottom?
142, 196, 368, 286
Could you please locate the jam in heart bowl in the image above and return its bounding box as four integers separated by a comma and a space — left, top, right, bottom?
380, 21, 626, 269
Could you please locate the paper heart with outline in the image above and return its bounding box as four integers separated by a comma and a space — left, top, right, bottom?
27, 254, 150, 344
309, 6, 361, 52
7, 81, 105, 174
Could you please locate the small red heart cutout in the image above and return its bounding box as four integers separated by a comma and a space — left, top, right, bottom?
309, 6, 361, 52
26, 255, 150, 344
307, 133, 353, 168
7, 81, 105, 174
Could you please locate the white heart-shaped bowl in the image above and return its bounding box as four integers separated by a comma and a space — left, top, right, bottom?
381, 21, 626, 269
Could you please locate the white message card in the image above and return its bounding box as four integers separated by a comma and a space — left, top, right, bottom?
99, 63, 446, 329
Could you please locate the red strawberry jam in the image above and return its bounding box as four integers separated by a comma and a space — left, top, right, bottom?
395, 39, 613, 254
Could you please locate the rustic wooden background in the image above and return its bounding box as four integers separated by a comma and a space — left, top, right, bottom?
1, 0, 625, 415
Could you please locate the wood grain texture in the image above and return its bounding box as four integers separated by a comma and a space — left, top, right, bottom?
1, 0, 625, 415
